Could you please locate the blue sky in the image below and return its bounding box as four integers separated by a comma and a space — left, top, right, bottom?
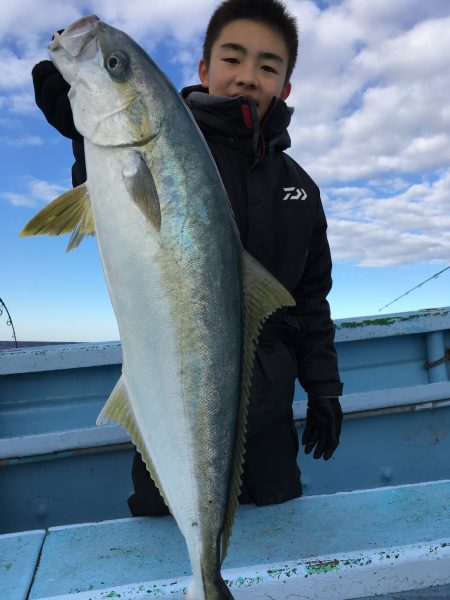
1, 0, 449, 342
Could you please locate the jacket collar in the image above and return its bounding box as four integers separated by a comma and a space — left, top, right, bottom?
181, 85, 293, 157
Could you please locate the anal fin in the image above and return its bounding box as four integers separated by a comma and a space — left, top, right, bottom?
97, 376, 172, 514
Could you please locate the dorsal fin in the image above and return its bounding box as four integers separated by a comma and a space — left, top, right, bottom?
220, 250, 296, 562
96, 375, 172, 514
20, 184, 95, 252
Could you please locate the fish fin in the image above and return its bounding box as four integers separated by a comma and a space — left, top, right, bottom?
20, 184, 95, 252
96, 375, 172, 514
128, 154, 161, 231
220, 251, 296, 563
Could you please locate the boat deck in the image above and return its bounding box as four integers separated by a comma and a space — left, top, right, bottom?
358, 586, 450, 599
2, 479, 449, 599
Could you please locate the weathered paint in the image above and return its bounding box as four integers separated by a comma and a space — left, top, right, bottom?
0, 342, 122, 375
305, 558, 340, 576
0, 530, 45, 600
337, 310, 448, 330
334, 306, 450, 342
24, 537, 450, 599
22, 480, 450, 599
1, 308, 449, 377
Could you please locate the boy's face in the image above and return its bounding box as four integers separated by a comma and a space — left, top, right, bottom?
198, 19, 291, 121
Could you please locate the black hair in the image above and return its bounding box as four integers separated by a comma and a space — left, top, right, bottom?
203, 0, 298, 83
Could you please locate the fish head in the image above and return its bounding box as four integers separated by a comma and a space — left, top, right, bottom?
49, 15, 156, 147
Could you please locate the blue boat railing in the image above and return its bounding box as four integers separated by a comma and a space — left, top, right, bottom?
1, 306, 449, 534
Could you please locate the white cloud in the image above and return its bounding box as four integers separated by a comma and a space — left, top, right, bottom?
283, 0, 450, 283
0, 1, 81, 45
326, 170, 450, 267
28, 177, 66, 202
0, 49, 38, 90
288, 4, 450, 184
0, 134, 43, 146
8, 91, 39, 114
1, 192, 35, 207
353, 17, 450, 82
88, 0, 215, 43
343, 0, 450, 43
0, 0, 213, 111
1, 176, 66, 208
0, 0, 214, 52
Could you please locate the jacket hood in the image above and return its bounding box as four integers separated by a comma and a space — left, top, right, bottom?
181, 84, 293, 156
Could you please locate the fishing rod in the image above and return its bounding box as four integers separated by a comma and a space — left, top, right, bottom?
0, 297, 18, 348
378, 265, 450, 312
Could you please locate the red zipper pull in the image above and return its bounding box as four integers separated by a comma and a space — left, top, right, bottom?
241, 104, 253, 129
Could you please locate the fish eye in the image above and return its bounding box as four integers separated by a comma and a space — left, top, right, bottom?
105, 51, 129, 78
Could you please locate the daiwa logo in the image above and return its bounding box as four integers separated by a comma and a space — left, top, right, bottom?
283, 187, 307, 201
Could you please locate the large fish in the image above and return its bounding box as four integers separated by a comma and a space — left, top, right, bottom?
22, 15, 295, 600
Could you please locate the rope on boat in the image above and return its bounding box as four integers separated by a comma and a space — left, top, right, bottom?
424, 348, 450, 370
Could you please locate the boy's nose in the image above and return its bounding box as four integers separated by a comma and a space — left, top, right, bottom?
235, 65, 258, 89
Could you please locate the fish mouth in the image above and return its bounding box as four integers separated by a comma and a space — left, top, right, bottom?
49, 15, 100, 61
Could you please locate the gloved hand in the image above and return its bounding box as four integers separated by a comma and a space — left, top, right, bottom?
31, 60, 80, 140
302, 396, 343, 460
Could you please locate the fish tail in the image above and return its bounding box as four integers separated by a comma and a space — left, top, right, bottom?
212, 576, 235, 599
186, 573, 234, 599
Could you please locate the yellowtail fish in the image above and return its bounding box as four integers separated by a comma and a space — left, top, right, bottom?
22, 15, 294, 599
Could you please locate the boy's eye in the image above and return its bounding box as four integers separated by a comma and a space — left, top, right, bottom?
223, 57, 239, 64
261, 65, 277, 74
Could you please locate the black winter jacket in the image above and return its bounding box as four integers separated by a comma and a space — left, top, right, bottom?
183, 87, 343, 416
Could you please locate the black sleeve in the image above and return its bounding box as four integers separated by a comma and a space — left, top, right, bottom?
71, 139, 87, 187
32, 60, 86, 187
32, 60, 81, 141
293, 197, 343, 398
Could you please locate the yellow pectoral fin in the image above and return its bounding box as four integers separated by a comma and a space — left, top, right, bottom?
20, 183, 95, 252
221, 250, 296, 563
124, 153, 161, 232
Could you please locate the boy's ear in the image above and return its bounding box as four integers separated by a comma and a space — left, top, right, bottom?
198, 59, 209, 88
280, 81, 291, 102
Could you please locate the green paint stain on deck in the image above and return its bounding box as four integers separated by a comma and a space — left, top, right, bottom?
267, 566, 298, 579
342, 557, 373, 568
267, 568, 284, 577
230, 575, 264, 587
306, 558, 340, 575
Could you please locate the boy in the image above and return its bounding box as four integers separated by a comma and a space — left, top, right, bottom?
32, 0, 343, 517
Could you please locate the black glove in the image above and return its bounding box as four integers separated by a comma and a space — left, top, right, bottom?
302, 396, 343, 460
31, 60, 81, 141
